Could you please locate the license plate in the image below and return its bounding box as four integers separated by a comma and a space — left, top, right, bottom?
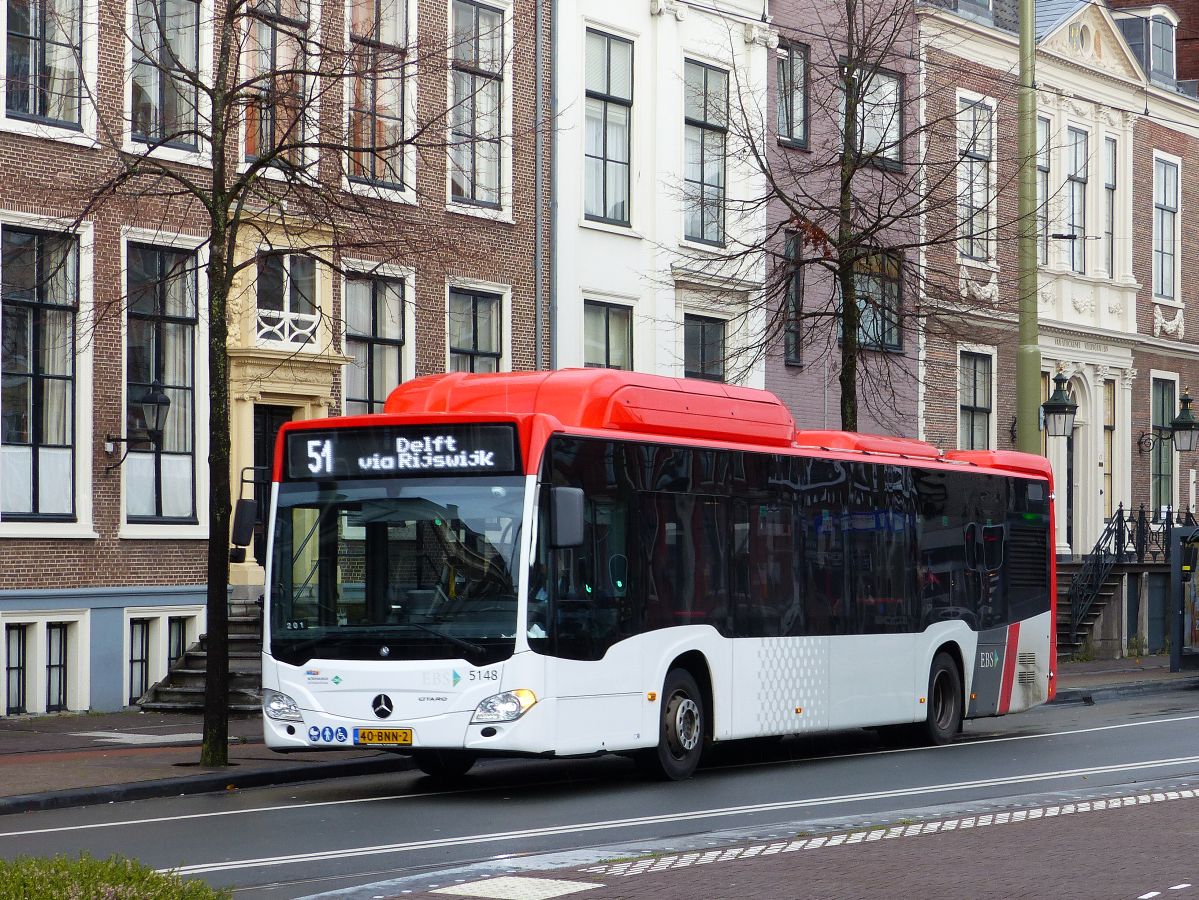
354, 727, 413, 746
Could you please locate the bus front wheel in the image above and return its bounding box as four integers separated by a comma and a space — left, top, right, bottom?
412, 749, 477, 780
921, 652, 963, 745
640, 668, 705, 781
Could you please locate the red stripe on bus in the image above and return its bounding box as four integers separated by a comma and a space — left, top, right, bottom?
998, 622, 1021, 714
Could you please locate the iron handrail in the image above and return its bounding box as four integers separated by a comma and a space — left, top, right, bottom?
1067, 503, 1197, 645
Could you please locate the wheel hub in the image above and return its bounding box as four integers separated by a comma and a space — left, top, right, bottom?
670, 696, 701, 754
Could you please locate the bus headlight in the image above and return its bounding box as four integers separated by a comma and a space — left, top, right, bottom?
472, 689, 537, 723
263, 689, 303, 722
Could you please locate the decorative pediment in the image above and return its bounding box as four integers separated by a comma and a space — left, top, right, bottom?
1041, 5, 1143, 83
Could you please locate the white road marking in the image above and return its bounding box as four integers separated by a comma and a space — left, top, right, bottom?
1139, 893, 1162, 899
1170, 886, 1193, 891
429, 876, 601, 898
0, 713, 1196, 840
68, 732, 203, 746
160, 759, 1199, 877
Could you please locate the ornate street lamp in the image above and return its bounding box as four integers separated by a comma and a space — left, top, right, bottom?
106, 379, 172, 469
1139, 388, 1199, 454
1041, 369, 1077, 439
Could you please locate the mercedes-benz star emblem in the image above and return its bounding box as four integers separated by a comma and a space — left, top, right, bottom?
372, 694, 394, 719
379, 646, 391, 658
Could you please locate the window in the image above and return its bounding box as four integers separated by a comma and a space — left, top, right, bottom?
129, 618, 150, 705
126, 244, 197, 521
1, 228, 78, 519
244, 0, 310, 164
584, 30, 631, 225
1066, 127, 1087, 274
344, 274, 403, 414
256, 252, 316, 343
683, 60, 727, 245
1103, 379, 1115, 519
958, 98, 992, 260
1154, 158, 1178, 300
348, 0, 406, 187
450, 0, 503, 206
45, 622, 67, 711
959, 351, 992, 450
583, 300, 631, 369
448, 287, 501, 372
5, 0, 83, 126
1151, 16, 1175, 80
1104, 137, 1116, 277
5, 624, 27, 714
168, 616, 188, 666
843, 66, 901, 163
853, 251, 901, 350
683, 314, 724, 381
131, 0, 199, 148
784, 233, 802, 365
1152, 378, 1175, 518
777, 43, 807, 146
1037, 116, 1050, 265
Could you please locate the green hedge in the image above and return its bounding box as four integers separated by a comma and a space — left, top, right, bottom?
0, 854, 231, 899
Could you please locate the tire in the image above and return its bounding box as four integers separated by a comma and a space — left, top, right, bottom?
639, 668, 706, 781
412, 749, 477, 780
919, 652, 963, 746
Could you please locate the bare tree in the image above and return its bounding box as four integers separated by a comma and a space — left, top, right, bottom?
674, 0, 1031, 432
58, 0, 542, 763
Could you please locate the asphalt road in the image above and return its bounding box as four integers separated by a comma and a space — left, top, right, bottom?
2, 691, 1198, 899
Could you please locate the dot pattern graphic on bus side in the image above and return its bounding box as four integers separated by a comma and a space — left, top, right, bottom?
753, 637, 829, 734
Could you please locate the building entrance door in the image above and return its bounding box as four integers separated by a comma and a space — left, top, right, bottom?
253, 405, 294, 566
1066, 427, 1076, 554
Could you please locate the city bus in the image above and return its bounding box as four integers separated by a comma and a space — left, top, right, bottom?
258, 369, 1055, 780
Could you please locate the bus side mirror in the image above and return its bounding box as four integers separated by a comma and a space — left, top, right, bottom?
231, 498, 257, 548
551, 487, 585, 548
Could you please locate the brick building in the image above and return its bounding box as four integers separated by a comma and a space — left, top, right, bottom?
920, 0, 1199, 653
0, 0, 548, 714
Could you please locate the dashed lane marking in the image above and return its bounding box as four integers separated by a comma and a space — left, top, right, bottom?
578, 789, 1198, 880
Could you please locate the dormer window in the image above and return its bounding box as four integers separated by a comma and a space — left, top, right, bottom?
1152, 16, 1175, 80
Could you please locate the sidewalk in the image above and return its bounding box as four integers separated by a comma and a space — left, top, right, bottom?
0, 656, 1195, 816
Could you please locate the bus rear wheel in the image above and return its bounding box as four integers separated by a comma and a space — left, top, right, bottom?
640, 668, 705, 781
920, 652, 963, 745
412, 749, 477, 780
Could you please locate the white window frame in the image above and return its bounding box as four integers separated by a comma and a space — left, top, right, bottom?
236, 0, 324, 181
117, 228, 211, 540
444, 276, 511, 372
1152, 150, 1182, 306
1064, 124, 1089, 275
956, 91, 995, 263
121, 0, 214, 167
675, 288, 750, 385
1148, 370, 1180, 521
0, 0, 99, 145
0, 212, 96, 538
341, 259, 416, 412
253, 245, 323, 348
341, 0, 418, 204
956, 344, 997, 451
0, 610, 89, 715
444, 0, 514, 222
122, 605, 204, 707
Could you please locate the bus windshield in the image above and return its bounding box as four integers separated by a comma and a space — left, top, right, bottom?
268, 477, 525, 666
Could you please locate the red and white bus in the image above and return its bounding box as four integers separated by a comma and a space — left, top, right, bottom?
259, 369, 1055, 780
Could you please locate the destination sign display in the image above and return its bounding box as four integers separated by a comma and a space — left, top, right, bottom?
285, 424, 519, 480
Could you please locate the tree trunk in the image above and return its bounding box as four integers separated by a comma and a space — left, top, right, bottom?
201, 227, 232, 768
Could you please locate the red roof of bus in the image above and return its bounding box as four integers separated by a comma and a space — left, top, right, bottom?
273, 370, 1051, 483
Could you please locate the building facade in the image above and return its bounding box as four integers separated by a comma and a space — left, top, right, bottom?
552, 0, 772, 387
920, 0, 1199, 652
0, 0, 548, 715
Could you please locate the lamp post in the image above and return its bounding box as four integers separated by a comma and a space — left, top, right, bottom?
106, 379, 172, 470
1015, 0, 1040, 455
1137, 389, 1199, 454
1041, 369, 1077, 439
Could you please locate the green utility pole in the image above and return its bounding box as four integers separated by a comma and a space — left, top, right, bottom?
1015, 0, 1042, 454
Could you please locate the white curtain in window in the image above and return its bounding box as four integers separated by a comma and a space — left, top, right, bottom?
160, 454, 193, 517
126, 451, 156, 517
1, 446, 33, 513
37, 447, 72, 514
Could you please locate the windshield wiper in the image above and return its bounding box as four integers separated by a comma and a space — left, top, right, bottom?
403, 621, 486, 657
